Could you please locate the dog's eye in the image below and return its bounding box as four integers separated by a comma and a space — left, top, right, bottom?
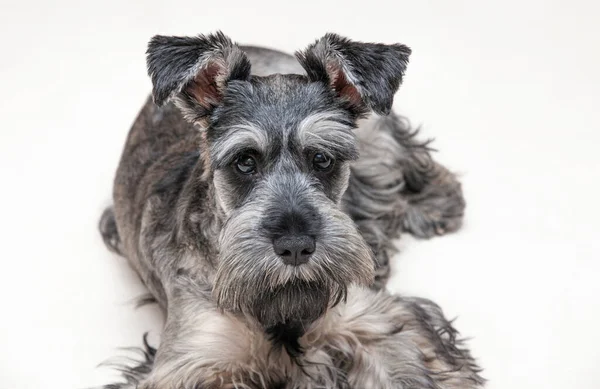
313, 152, 333, 171
235, 154, 257, 175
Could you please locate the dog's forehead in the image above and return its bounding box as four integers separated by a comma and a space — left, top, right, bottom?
213, 74, 353, 133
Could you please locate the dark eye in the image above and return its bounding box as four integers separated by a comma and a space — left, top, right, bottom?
312, 152, 333, 171
235, 154, 257, 175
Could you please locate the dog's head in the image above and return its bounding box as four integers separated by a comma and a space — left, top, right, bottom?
146, 32, 410, 330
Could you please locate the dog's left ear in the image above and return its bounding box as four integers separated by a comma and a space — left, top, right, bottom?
296, 33, 411, 116
146, 31, 251, 124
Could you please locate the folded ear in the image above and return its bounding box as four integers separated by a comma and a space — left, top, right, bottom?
296, 33, 411, 116
146, 31, 251, 123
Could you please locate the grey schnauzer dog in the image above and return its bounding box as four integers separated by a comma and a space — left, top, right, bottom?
99, 32, 482, 388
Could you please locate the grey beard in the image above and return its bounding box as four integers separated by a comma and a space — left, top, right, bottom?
250, 279, 345, 329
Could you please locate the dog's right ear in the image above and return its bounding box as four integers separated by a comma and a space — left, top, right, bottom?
146, 31, 251, 124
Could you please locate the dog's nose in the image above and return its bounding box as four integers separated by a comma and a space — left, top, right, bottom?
273, 235, 315, 266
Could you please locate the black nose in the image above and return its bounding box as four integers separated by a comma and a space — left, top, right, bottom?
273, 235, 316, 266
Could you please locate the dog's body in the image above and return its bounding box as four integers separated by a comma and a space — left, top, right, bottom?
100, 33, 481, 388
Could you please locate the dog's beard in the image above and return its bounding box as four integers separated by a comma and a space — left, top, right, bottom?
212, 200, 375, 329
250, 279, 338, 328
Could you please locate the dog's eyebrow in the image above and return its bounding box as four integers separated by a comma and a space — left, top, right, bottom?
211, 123, 268, 168
297, 112, 359, 160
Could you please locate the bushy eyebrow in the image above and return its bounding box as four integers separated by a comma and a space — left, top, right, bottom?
210, 123, 269, 168
297, 111, 359, 160
210, 111, 359, 170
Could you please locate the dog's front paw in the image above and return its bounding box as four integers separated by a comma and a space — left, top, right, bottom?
332, 288, 484, 389
403, 203, 463, 238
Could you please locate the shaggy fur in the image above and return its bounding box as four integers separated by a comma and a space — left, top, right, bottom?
99, 32, 480, 388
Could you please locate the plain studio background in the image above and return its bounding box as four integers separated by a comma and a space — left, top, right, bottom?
1, 0, 599, 388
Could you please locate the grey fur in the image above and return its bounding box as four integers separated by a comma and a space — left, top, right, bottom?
296, 33, 411, 115
101, 287, 483, 389
99, 32, 477, 388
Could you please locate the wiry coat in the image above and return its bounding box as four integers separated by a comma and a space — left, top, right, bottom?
99, 32, 480, 389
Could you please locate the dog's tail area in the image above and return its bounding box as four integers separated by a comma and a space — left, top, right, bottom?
99, 206, 124, 256
99, 333, 156, 389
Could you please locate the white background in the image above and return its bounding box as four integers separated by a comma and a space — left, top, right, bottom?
1, 0, 599, 388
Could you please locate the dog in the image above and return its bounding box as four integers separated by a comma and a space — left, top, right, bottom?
99, 32, 482, 388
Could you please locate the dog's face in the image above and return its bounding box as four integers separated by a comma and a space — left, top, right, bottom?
146, 32, 411, 329
208, 75, 373, 329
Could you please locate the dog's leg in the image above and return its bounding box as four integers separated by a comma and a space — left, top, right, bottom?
381, 113, 465, 239
313, 287, 484, 389
348, 113, 465, 249
400, 151, 465, 239
99, 206, 124, 255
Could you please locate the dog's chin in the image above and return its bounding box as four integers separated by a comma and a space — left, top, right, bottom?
249, 279, 343, 330
236, 279, 346, 357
